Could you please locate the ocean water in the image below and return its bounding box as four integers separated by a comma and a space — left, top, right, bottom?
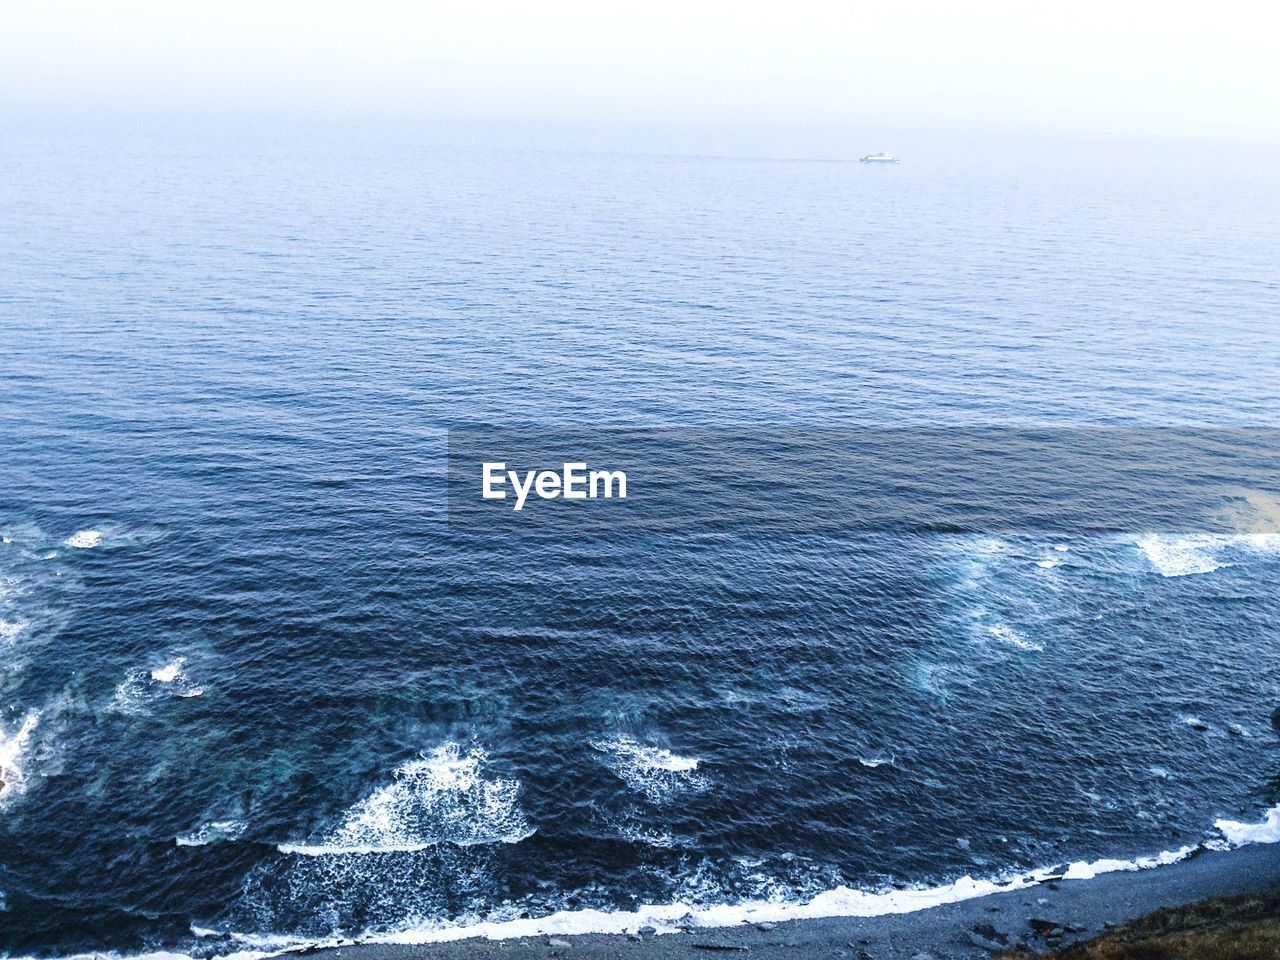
2, 116, 1280, 956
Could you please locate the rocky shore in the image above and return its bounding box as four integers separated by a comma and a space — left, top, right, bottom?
297, 842, 1280, 960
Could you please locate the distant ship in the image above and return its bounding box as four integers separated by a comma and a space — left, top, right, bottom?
860, 152, 898, 163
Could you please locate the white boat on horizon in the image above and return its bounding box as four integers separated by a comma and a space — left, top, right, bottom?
860, 152, 899, 163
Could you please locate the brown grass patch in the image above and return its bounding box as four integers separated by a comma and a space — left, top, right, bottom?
1004, 890, 1280, 960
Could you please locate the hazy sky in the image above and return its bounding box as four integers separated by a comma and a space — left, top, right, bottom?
2, 1, 1277, 141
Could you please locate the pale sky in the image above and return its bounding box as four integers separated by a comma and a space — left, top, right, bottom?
2, 1, 1277, 141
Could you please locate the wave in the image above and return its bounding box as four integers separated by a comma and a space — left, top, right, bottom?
611, 822, 678, 848
55, 524, 165, 555
858, 755, 894, 769
1136, 532, 1280, 578
987, 623, 1043, 652
151, 657, 204, 696
591, 736, 706, 803
938, 535, 1053, 658
185, 843, 1204, 957
1137, 534, 1226, 577
63, 529, 103, 549
380, 845, 1186, 941
37, 804, 1280, 960
1216, 804, 1280, 846
113, 657, 205, 711
177, 820, 248, 847
276, 840, 437, 856
0, 709, 40, 801
1, 567, 40, 649
217, 790, 1280, 957
152, 659, 185, 683
277, 742, 532, 856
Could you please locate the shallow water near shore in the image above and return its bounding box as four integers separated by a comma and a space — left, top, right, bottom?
2, 117, 1280, 957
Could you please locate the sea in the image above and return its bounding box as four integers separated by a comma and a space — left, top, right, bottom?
1, 115, 1279, 957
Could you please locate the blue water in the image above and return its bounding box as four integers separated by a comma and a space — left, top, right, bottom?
2, 116, 1280, 956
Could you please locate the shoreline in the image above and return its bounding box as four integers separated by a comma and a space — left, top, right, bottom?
290, 841, 1280, 960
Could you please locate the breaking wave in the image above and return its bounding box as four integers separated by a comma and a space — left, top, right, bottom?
215, 743, 532, 943
278, 742, 532, 855
591, 736, 706, 803
858, 755, 895, 769
63, 529, 103, 549
177, 819, 248, 847
0, 616, 26, 644
1136, 533, 1280, 578
0, 710, 40, 801
197, 843, 1206, 956
1216, 805, 1280, 846
113, 657, 205, 711
38, 796, 1280, 960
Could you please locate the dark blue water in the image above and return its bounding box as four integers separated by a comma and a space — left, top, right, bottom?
2, 116, 1280, 956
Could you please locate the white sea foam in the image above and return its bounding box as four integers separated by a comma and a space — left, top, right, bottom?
347, 845, 1201, 947
858, 755, 894, 769
279, 742, 532, 856
47, 946, 287, 960
1137, 534, 1225, 577
953, 536, 1008, 588
111, 674, 148, 712
987, 624, 1043, 652
1036, 545, 1070, 567
1241, 533, 1280, 553
612, 822, 678, 848
113, 657, 204, 711
1136, 532, 1280, 578
0, 710, 40, 800
177, 819, 248, 847
17, 841, 1221, 960
942, 535, 1060, 657
277, 840, 437, 856
151, 657, 205, 695
63, 529, 103, 549
152, 658, 186, 683
1058, 846, 1193, 880
592, 736, 705, 803
1216, 805, 1280, 846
